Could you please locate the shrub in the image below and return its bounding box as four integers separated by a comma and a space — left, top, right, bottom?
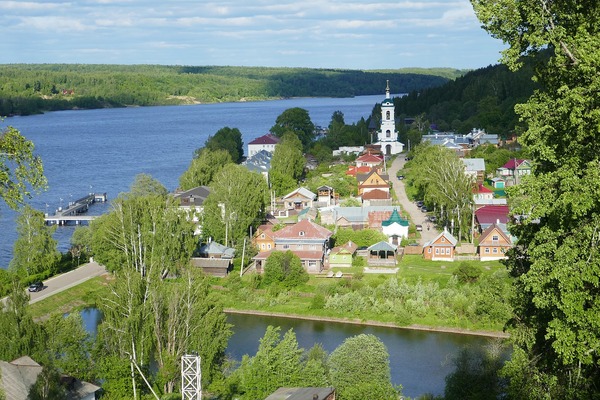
263, 250, 309, 288
453, 262, 483, 284
310, 293, 326, 310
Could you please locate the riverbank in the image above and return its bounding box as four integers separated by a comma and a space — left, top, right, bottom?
225, 308, 509, 339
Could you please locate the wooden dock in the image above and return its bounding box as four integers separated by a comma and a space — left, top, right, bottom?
44, 192, 107, 226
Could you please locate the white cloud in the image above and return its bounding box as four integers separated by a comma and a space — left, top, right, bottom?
0, 1, 63, 11
18, 16, 92, 32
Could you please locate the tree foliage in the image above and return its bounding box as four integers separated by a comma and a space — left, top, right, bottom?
179, 148, 233, 190
328, 334, 398, 400
128, 173, 168, 198
471, 0, 600, 397
0, 125, 47, 211
269, 133, 305, 196
270, 107, 315, 151
10, 205, 60, 277
263, 250, 309, 288
201, 164, 268, 247
405, 143, 474, 240
202, 127, 244, 164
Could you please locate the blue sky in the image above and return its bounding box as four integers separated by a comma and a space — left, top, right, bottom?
0, 0, 506, 69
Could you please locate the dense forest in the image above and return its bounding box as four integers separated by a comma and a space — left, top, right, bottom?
394, 58, 540, 138
0, 64, 464, 116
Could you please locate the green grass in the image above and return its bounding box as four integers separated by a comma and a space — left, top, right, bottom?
29, 275, 112, 320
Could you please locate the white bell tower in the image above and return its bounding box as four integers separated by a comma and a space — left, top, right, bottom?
375, 80, 404, 155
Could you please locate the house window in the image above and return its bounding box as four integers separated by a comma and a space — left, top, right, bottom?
485, 248, 490, 253
267, 244, 272, 250
435, 248, 439, 254
283, 245, 289, 249
441, 237, 445, 242
493, 248, 498, 253
261, 244, 265, 250
446, 248, 450, 255
308, 260, 317, 267
428, 248, 432, 253
299, 231, 305, 236
492, 235, 499, 241
261, 234, 265, 239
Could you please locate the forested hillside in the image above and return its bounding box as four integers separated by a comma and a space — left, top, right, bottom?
0, 64, 464, 116
394, 59, 540, 137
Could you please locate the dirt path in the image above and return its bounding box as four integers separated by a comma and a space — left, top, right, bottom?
387, 155, 439, 244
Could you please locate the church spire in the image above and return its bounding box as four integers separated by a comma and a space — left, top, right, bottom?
385, 80, 390, 99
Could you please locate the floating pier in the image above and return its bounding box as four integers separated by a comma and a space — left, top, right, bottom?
44, 192, 107, 226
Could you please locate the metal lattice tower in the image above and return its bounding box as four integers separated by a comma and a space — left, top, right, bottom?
181, 354, 202, 400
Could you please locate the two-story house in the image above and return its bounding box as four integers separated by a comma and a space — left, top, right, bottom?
423, 228, 458, 261
253, 219, 333, 273
478, 223, 512, 261
357, 169, 390, 197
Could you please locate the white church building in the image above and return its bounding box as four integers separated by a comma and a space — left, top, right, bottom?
374, 81, 404, 156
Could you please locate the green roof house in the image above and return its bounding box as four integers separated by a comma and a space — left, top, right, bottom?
381, 209, 409, 245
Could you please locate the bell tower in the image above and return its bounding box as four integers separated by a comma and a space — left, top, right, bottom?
375, 80, 404, 155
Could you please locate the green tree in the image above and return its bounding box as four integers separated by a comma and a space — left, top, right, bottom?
328, 334, 398, 400
236, 326, 304, 399
202, 126, 244, 163
471, 0, 600, 397
201, 164, 268, 247
28, 364, 67, 400
10, 205, 60, 277
0, 125, 47, 210
0, 277, 44, 361
128, 173, 168, 198
91, 194, 196, 275
270, 107, 315, 151
263, 250, 309, 288
269, 133, 305, 195
43, 313, 93, 381
179, 148, 233, 190
444, 342, 506, 400
70, 225, 93, 265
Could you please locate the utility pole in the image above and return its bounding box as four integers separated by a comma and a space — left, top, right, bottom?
240, 237, 246, 277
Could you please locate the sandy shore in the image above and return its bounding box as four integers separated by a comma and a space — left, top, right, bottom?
224, 308, 510, 339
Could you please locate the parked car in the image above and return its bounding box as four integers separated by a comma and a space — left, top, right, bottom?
428, 215, 437, 223
416, 224, 423, 231
397, 175, 404, 180
420, 206, 428, 213
28, 281, 43, 292
416, 201, 424, 207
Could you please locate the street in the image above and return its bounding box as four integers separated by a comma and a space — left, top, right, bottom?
387, 154, 440, 245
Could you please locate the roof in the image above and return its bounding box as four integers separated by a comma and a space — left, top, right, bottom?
356, 153, 383, 164
480, 223, 512, 245
172, 186, 210, 204
423, 228, 458, 247
198, 241, 235, 258
331, 240, 358, 254
273, 219, 332, 241
475, 205, 510, 225
368, 241, 397, 252
248, 133, 280, 145
381, 209, 409, 227
501, 159, 529, 170
362, 189, 390, 200
283, 187, 316, 201
265, 387, 336, 400
346, 165, 372, 176
253, 250, 324, 261
462, 158, 486, 172
473, 184, 493, 194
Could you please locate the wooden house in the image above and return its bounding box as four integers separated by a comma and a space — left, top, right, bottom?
253, 224, 275, 252
282, 187, 316, 211
478, 223, 512, 261
423, 228, 457, 261
328, 241, 358, 268
357, 169, 390, 196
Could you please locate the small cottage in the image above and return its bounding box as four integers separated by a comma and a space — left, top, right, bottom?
423, 228, 457, 261
328, 241, 358, 268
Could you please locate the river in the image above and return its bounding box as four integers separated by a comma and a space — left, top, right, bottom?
1, 94, 391, 268
80, 307, 493, 398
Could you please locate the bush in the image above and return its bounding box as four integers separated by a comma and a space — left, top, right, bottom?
310, 293, 326, 310
453, 262, 483, 284
263, 251, 309, 288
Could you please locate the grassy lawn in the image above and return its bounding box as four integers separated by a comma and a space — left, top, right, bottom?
29, 274, 113, 320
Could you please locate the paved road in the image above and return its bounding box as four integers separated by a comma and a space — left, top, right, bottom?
388, 154, 440, 245
28, 261, 107, 304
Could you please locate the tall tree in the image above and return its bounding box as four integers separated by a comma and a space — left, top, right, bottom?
235, 326, 304, 399
179, 148, 232, 190
270, 107, 315, 151
201, 164, 268, 247
128, 173, 168, 198
0, 126, 47, 211
328, 334, 398, 400
10, 205, 60, 276
471, 0, 600, 397
263, 250, 309, 288
269, 133, 305, 196
202, 127, 244, 163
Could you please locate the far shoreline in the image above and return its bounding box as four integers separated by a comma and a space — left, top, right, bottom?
224, 308, 510, 339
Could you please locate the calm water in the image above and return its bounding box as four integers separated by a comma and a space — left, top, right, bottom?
79, 308, 493, 398
0, 94, 393, 268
